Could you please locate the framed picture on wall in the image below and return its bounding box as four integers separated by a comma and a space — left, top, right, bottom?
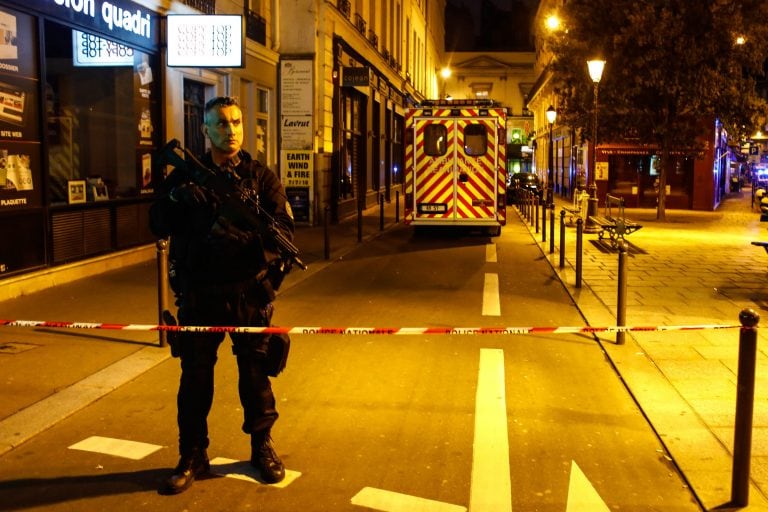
67, 179, 86, 204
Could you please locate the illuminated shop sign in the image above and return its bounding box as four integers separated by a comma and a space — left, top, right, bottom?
71, 30, 134, 67
26, 0, 159, 51
166, 15, 244, 68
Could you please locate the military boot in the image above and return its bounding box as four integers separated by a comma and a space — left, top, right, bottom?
161, 448, 210, 494
250, 431, 285, 483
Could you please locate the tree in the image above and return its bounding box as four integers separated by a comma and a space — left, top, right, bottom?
548, 0, 768, 219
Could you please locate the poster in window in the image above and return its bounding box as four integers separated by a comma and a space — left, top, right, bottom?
2, 150, 32, 190
139, 150, 154, 194
87, 176, 108, 201
67, 180, 86, 204
0, 7, 38, 80
0, 75, 39, 140
0, 140, 41, 209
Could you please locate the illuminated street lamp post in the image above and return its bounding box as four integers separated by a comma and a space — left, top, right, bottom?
546, 105, 557, 205
584, 59, 605, 233
440, 67, 451, 99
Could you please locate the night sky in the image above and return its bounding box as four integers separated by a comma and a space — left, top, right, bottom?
445, 0, 539, 52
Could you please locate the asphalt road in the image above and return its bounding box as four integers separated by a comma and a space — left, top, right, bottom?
0, 219, 702, 511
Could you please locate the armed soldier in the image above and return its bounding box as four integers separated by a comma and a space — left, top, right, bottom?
149, 96, 295, 494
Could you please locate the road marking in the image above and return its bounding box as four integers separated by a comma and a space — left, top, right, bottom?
482, 273, 501, 316
470, 348, 512, 511
0, 346, 170, 457
485, 243, 497, 263
351, 487, 466, 512
566, 460, 610, 511
210, 457, 301, 488
68, 436, 162, 460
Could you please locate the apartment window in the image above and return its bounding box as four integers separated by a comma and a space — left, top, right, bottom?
255, 87, 269, 164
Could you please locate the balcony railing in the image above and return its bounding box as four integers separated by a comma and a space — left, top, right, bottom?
337, 0, 351, 19
368, 30, 378, 50
245, 9, 266, 45
354, 13, 366, 35
180, 0, 215, 14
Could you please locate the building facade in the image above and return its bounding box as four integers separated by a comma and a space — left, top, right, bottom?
440, 51, 537, 177
0, 0, 446, 282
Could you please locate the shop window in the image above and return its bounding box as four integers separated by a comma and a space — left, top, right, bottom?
464, 124, 487, 156
44, 21, 161, 205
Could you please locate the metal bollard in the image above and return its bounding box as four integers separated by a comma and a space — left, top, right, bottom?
521, 190, 526, 219
379, 193, 385, 231
156, 239, 169, 347
530, 194, 536, 227
535, 196, 539, 232
542, 201, 547, 243
549, 206, 555, 254
559, 209, 566, 269
616, 241, 628, 345
522, 190, 527, 220
324, 205, 331, 260
575, 218, 583, 288
357, 199, 363, 243
395, 190, 400, 223
731, 308, 760, 506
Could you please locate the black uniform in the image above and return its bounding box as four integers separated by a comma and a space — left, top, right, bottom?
149, 150, 294, 457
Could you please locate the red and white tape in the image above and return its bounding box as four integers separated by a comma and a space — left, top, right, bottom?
0, 319, 741, 335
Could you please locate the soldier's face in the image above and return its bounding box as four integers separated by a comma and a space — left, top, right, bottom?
203, 105, 244, 156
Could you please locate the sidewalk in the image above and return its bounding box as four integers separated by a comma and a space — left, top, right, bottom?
0, 198, 403, 457
2, 190, 768, 510
526, 187, 768, 510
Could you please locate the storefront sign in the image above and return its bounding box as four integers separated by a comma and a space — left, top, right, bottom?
281, 150, 313, 224
342, 66, 370, 87
595, 161, 609, 181
281, 150, 313, 187
280, 59, 313, 116
281, 115, 312, 150
72, 30, 134, 67
26, 0, 159, 50
166, 14, 244, 68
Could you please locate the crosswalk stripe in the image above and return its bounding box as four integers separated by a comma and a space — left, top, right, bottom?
68, 436, 162, 460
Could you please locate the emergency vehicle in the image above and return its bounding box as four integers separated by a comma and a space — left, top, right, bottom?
404, 99, 507, 235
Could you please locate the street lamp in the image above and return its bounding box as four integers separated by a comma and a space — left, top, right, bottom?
440, 67, 451, 99
585, 58, 605, 233
546, 104, 557, 204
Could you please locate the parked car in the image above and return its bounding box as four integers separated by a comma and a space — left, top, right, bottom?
507, 172, 542, 204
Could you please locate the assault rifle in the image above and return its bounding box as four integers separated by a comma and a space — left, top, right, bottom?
157, 138, 306, 272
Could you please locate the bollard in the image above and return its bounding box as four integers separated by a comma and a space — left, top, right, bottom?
521, 190, 527, 220
521, 190, 531, 221
395, 190, 400, 223
616, 241, 628, 345
156, 239, 169, 347
549, 206, 555, 254
535, 196, 539, 233
542, 200, 547, 243
530, 194, 535, 227
379, 193, 385, 231
559, 209, 566, 269
731, 308, 760, 506
324, 205, 331, 260
575, 217, 583, 288
357, 199, 363, 243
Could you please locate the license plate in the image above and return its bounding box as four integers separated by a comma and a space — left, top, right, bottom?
418, 203, 447, 213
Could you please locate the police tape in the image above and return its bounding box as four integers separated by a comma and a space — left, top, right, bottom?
0, 319, 742, 335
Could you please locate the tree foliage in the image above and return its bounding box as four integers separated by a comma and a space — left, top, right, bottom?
548, 0, 768, 218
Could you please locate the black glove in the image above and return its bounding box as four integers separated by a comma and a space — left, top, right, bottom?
170, 183, 208, 206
